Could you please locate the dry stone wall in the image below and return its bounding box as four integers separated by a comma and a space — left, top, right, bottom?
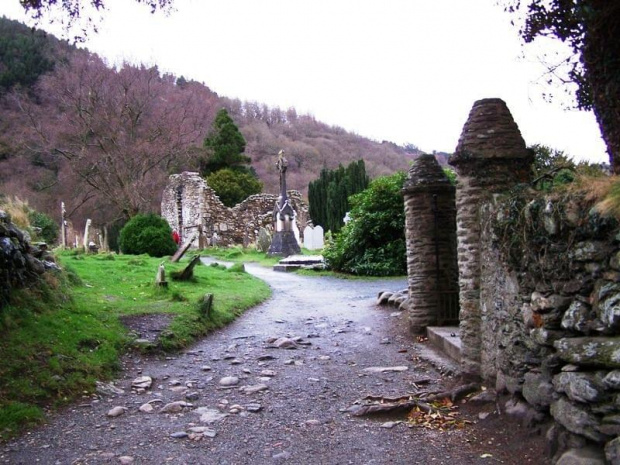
445, 98, 620, 463
161, 172, 310, 248
0, 210, 58, 310
480, 192, 620, 463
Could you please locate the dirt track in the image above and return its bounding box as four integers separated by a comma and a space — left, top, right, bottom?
1, 262, 545, 464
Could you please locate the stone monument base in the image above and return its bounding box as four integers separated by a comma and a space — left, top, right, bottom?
268, 231, 300, 258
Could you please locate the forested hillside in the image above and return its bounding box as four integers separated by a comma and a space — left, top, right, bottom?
0, 16, 439, 234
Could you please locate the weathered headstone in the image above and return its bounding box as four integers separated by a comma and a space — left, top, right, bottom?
303, 225, 314, 250
313, 225, 324, 250
83, 219, 91, 250
199, 293, 213, 318
257, 227, 272, 253
60, 201, 67, 248
155, 262, 168, 287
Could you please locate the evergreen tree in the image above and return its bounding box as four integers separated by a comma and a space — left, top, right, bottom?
207, 168, 263, 208
323, 171, 407, 276
308, 159, 369, 233
200, 108, 251, 175
506, 1, 620, 173
0, 18, 54, 93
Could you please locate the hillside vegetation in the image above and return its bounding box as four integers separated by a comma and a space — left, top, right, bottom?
0, 16, 441, 235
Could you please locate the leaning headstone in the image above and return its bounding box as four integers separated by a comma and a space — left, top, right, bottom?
171, 254, 201, 281
303, 225, 314, 250
170, 234, 196, 263
313, 226, 324, 250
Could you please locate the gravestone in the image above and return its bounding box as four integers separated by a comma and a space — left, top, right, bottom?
303, 225, 314, 249
302, 225, 325, 251
257, 227, 271, 253
83, 219, 91, 250
312, 225, 324, 249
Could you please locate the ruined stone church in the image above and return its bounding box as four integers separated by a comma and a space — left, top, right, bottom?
161, 172, 310, 248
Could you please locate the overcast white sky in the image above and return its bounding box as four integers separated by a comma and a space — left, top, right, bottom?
1, 0, 609, 163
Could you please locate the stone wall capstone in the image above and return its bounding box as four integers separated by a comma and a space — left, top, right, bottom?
161, 172, 310, 248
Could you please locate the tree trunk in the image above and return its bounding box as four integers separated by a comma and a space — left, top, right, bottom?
583, 2, 620, 173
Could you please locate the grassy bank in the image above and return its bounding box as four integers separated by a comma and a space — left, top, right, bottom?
0, 251, 270, 439
204, 246, 282, 267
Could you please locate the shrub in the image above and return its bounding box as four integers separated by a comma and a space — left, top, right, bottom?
119, 214, 177, 257
323, 171, 407, 276
28, 210, 59, 244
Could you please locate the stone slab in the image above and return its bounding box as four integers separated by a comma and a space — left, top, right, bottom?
273, 264, 302, 272
426, 326, 461, 363
279, 255, 324, 265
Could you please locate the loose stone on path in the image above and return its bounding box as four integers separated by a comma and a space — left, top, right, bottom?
159, 401, 193, 414
106, 407, 126, 418
131, 376, 153, 390
195, 407, 229, 424
188, 426, 217, 438
363, 366, 408, 373
219, 376, 240, 387
240, 384, 268, 394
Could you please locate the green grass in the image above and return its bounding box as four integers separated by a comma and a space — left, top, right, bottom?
205, 245, 322, 267
295, 268, 406, 280
0, 251, 270, 439
205, 245, 281, 266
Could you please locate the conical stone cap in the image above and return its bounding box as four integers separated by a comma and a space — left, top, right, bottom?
450, 98, 528, 166
403, 154, 453, 194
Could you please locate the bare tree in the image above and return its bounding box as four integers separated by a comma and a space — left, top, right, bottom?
18, 52, 214, 221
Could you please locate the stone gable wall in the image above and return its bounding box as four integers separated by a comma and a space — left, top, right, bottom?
161, 172, 310, 248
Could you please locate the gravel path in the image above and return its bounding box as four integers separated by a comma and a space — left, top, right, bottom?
1, 263, 526, 465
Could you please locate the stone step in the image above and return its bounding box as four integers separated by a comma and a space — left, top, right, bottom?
273, 255, 325, 272
278, 255, 324, 265
273, 264, 302, 272
426, 326, 461, 363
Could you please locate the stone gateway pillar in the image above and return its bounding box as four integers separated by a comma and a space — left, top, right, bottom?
402, 154, 459, 334
449, 98, 533, 380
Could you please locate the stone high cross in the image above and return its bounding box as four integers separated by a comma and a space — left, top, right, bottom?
277, 149, 288, 202
274, 150, 295, 232
268, 150, 301, 257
